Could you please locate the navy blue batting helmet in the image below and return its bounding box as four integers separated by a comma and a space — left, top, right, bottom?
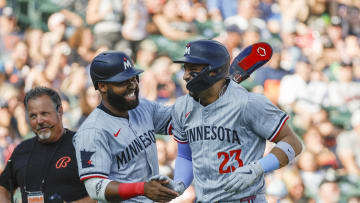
174, 39, 230, 93
90, 51, 143, 90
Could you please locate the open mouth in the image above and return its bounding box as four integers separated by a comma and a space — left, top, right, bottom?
124, 91, 136, 100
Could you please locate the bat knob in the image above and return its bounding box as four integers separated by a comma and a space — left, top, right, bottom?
231, 72, 249, 83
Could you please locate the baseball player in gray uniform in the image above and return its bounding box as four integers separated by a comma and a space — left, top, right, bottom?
165, 39, 303, 202
73, 51, 179, 202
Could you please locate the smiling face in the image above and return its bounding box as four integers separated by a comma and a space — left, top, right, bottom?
27, 95, 63, 143
101, 76, 140, 112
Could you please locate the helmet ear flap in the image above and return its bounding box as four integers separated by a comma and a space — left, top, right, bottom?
189, 72, 199, 78
210, 67, 223, 75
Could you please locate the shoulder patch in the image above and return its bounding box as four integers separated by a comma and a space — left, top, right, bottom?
80, 150, 95, 168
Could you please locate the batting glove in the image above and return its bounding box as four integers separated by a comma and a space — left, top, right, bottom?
148, 175, 185, 195
148, 174, 171, 182
223, 161, 264, 193
172, 181, 186, 195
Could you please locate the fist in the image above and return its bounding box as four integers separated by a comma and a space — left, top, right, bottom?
223, 161, 264, 192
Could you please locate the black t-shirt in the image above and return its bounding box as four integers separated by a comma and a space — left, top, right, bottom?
0, 129, 88, 202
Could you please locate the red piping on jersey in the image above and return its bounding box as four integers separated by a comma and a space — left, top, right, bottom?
167, 124, 173, 135
241, 195, 256, 202
80, 175, 107, 181
270, 115, 289, 142
173, 137, 188, 144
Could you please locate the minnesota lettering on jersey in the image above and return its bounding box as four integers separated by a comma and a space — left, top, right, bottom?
186, 125, 241, 144
116, 130, 156, 168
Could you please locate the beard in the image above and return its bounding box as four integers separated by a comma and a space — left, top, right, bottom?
189, 91, 198, 98
107, 87, 140, 111
36, 126, 53, 141
37, 130, 52, 140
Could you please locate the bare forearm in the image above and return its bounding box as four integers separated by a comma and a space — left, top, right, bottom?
105, 181, 123, 202
153, 15, 193, 41
339, 151, 360, 175
0, 186, 11, 203
61, 9, 83, 27
86, 0, 105, 24
45, 55, 62, 81
272, 124, 303, 167
85, 177, 178, 202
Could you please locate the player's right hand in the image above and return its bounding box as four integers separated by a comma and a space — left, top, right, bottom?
223, 161, 264, 193
144, 178, 179, 202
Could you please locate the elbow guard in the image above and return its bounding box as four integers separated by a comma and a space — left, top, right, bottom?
84, 178, 112, 202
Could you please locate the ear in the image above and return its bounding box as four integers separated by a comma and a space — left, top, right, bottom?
97, 82, 108, 93
58, 105, 64, 116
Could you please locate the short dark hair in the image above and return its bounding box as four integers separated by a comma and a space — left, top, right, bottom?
340, 61, 353, 67
24, 87, 62, 111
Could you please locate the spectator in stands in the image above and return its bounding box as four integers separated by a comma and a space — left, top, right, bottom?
122, 0, 149, 55
68, 27, 96, 67
207, 0, 238, 22
146, 0, 198, 59
282, 168, 311, 203
0, 6, 21, 60
3, 41, 30, 87
43, 42, 72, 89
303, 127, 338, 169
326, 62, 360, 114
41, 12, 67, 57
297, 150, 326, 198
24, 29, 44, 66
76, 86, 100, 129
337, 110, 360, 177
86, 0, 125, 51
278, 57, 327, 130
253, 50, 289, 105
317, 179, 341, 203
214, 23, 244, 60
135, 39, 158, 71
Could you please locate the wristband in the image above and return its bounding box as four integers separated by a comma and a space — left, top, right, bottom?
258, 153, 280, 173
118, 182, 145, 200
275, 141, 296, 165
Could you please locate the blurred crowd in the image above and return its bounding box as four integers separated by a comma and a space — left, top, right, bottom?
1, 0, 360, 202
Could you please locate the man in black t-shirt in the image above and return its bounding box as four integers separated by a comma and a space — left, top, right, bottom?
0, 87, 95, 203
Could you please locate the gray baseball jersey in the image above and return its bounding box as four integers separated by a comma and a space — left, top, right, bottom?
73, 99, 172, 203
171, 80, 288, 202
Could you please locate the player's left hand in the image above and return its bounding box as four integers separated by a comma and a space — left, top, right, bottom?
223, 161, 264, 192
148, 174, 171, 182
149, 175, 186, 195
149, 175, 176, 189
